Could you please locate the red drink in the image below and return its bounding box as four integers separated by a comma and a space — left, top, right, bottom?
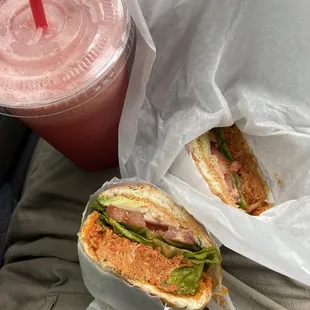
0, 0, 134, 170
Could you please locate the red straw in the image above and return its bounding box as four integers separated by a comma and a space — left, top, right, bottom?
29, 0, 48, 29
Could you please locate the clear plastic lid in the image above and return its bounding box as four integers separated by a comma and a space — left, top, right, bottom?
0, 0, 131, 108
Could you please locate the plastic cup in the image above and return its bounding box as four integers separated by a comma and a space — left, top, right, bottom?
0, 0, 134, 171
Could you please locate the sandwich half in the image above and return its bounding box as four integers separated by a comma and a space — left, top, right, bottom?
188, 124, 271, 215
79, 184, 222, 310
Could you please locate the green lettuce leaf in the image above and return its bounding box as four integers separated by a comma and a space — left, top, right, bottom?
214, 128, 247, 209
93, 199, 203, 252
183, 247, 221, 264
96, 216, 107, 229
163, 263, 204, 295
98, 213, 221, 264
215, 128, 234, 162
123, 224, 202, 252
99, 213, 153, 246
163, 238, 202, 252
231, 173, 247, 209
91, 200, 106, 213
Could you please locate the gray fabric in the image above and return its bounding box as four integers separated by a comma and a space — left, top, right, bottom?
0, 131, 38, 267
221, 248, 310, 310
9, 132, 39, 201
0, 140, 116, 310
0, 140, 309, 310
0, 116, 28, 188
0, 184, 14, 267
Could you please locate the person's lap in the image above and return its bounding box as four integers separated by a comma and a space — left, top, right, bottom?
0, 140, 117, 310
0, 140, 309, 310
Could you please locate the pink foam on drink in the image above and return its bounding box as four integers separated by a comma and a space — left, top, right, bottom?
0, 0, 128, 105
0, 0, 133, 170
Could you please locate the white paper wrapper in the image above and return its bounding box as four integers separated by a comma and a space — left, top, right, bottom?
119, 0, 310, 286
78, 177, 235, 310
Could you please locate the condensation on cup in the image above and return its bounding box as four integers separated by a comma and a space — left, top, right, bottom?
0, 0, 135, 171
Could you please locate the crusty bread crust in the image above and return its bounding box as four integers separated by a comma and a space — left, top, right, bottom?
188, 134, 238, 207
79, 184, 219, 310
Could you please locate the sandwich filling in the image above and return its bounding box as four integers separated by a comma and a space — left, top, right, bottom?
81, 197, 221, 297
198, 125, 270, 214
